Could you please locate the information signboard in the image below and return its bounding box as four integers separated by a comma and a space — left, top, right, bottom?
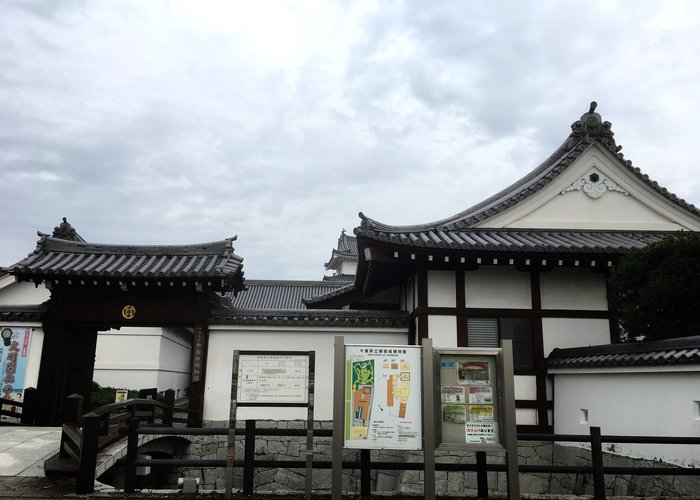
436, 349, 505, 450
344, 344, 422, 450
236, 353, 310, 404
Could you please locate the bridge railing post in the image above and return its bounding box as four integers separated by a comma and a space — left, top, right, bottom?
163, 389, 175, 426
124, 417, 140, 493
20, 387, 38, 425
76, 412, 100, 494
64, 393, 84, 425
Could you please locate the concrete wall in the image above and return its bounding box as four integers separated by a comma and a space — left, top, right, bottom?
203, 326, 408, 422
552, 368, 700, 467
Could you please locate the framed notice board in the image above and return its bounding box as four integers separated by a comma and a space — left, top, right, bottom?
434, 348, 506, 451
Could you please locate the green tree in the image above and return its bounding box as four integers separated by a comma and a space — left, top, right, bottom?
608, 233, 700, 342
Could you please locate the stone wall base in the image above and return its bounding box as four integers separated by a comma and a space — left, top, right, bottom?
157, 421, 699, 497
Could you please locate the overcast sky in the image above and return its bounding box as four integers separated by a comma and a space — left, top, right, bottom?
2, 1, 700, 279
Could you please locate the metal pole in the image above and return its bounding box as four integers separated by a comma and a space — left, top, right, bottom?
421, 337, 435, 500
331, 336, 345, 500
225, 350, 240, 500
305, 351, 316, 500
501, 340, 520, 499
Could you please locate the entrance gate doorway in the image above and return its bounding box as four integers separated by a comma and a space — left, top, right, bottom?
3, 227, 245, 426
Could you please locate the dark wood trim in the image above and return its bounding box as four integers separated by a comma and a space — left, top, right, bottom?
530, 271, 549, 431
420, 306, 609, 318
515, 399, 553, 409
455, 271, 467, 346
417, 270, 428, 341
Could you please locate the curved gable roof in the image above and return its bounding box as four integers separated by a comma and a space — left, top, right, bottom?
357, 102, 699, 239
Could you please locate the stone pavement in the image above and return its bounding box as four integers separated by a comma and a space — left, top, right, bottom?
0, 426, 61, 477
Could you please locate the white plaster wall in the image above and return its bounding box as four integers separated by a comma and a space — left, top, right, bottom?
204, 327, 408, 422
0, 281, 50, 305
553, 370, 700, 466
476, 145, 700, 231
540, 269, 608, 311
542, 318, 610, 358
514, 375, 537, 400
0, 323, 43, 390
427, 315, 457, 347
94, 327, 191, 392
427, 271, 455, 307
465, 268, 531, 309
338, 260, 357, 276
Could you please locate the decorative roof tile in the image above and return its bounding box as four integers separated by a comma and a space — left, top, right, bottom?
548, 336, 700, 369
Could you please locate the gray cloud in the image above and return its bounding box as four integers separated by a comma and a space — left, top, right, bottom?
2, 0, 700, 279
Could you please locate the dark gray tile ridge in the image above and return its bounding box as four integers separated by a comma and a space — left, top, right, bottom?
303, 283, 357, 305
548, 335, 700, 369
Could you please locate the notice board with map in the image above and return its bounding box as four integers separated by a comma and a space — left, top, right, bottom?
344, 345, 422, 450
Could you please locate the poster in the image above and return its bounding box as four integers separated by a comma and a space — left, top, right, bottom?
344, 345, 422, 450
468, 386, 493, 404
237, 354, 309, 404
442, 404, 466, 424
0, 327, 32, 420
465, 422, 498, 444
458, 361, 490, 385
441, 386, 465, 403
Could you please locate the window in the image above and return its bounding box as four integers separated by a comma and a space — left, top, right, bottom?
467, 317, 534, 373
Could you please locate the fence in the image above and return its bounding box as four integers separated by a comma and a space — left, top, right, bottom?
119, 419, 700, 499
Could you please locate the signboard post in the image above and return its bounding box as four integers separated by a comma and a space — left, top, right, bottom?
332, 337, 423, 499
429, 340, 519, 497
226, 351, 314, 500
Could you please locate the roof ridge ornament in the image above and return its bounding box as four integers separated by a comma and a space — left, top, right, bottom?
566, 101, 618, 150
52, 217, 84, 242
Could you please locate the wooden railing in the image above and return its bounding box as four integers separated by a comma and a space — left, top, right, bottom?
0, 387, 38, 425
57, 390, 177, 493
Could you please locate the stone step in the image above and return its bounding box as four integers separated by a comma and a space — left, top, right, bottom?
44, 452, 78, 477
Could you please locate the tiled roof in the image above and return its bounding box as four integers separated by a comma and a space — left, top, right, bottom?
227, 280, 349, 310
210, 306, 408, 329
2, 233, 245, 291
548, 336, 700, 369
322, 274, 355, 282
325, 230, 358, 270
303, 283, 357, 306
0, 305, 47, 322
354, 228, 671, 254
356, 103, 700, 239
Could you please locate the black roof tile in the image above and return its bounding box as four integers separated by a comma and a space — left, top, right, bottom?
2, 233, 245, 291
227, 280, 348, 310
548, 336, 700, 369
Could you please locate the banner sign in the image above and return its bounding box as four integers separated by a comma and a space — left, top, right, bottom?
344, 345, 422, 450
0, 327, 32, 417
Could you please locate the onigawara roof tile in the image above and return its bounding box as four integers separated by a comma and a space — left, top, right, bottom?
2, 233, 245, 291
227, 280, 349, 310
356, 103, 699, 240
548, 336, 700, 370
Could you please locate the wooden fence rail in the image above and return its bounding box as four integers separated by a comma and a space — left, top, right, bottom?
120, 419, 700, 500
